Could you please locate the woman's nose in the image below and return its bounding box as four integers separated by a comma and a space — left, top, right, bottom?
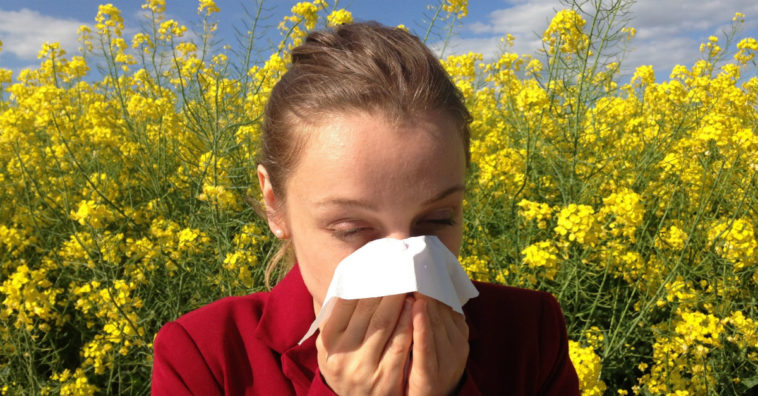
383, 217, 427, 240
385, 231, 412, 240
385, 228, 415, 240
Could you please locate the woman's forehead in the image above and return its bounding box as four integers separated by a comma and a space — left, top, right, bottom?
286, 110, 466, 205
303, 111, 462, 165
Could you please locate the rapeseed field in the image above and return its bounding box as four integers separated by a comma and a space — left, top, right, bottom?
1, 0, 756, 394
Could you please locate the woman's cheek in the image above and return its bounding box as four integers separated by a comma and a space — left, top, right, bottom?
438, 225, 464, 256
297, 241, 354, 304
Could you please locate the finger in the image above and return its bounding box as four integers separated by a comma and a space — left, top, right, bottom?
425, 299, 450, 369
448, 309, 469, 344
320, 298, 358, 347
429, 299, 465, 346
378, 296, 414, 386
339, 297, 383, 348
319, 296, 412, 395
432, 301, 470, 391
362, 294, 408, 358
412, 297, 438, 374
380, 296, 413, 359
318, 297, 383, 388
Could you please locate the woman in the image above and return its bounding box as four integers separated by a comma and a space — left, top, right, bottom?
152, 22, 579, 395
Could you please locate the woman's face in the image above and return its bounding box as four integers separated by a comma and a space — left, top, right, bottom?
259, 110, 467, 309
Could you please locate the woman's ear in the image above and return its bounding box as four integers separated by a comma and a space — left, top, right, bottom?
257, 164, 289, 239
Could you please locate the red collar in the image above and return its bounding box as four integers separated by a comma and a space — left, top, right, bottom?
254, 265, 316, 354
254, 265, 321, 393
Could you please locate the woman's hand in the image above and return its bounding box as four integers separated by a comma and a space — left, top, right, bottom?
315, 294, 470, 396
316, 294, 414, 395
406, 295, 469, 396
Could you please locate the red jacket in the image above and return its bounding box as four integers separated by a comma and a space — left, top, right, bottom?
152, 265, 580, 395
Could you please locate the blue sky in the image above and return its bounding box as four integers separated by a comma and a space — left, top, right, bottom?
0, 0, 757, 81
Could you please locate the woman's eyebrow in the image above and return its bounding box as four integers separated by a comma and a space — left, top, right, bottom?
422, 184, 465, 205
314, 197, 378, 210
314, 185, 464, 210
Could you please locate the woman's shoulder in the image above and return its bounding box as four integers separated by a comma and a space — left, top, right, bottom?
171, 291, 270, 334
152, 267, 318, 394
463, 281, 578, 394
151, 291, 274, 394
467, 280, 561, 313
464, 280, 568, 343
154, 291, 272, 359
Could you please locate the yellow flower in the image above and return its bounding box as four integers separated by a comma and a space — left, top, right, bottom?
460, 255, 490, 282
656, 225, 688, 251
518, 199, 553, 229
158, 19, 187, 40
569, 340, 607, 396
630, 65, 655, 87
95, 4, 124, 36
442, 0, 468, 19
600, 188, 644, 241
735, 37, 758, 64
521, 241, 560, 280
708, 218, 758, 270
142, 0, 165, 14
621, 26, 636, 40
554, 204, 599, 246
198, 0, 220, 15
542, 10, 588, 55
70, 200, 115, 228
326, 9, 353, 27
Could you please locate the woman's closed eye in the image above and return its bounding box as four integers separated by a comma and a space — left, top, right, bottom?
328, 221, 373, 240
413, 211, 458, 234
327, 211, 458, 241
423, 217, 456, 226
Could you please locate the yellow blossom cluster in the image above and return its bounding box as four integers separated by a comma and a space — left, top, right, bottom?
49, 368, 99, 395
459, 255, 491, 282
278, 1, 330, 50
198, 0, 220, 16
569, 340, 607, 396
707, 218, 757, 271
655, 225, 689, 251
441, 52, 482, 100
0, 265, 64, 332
554, 204, 600, 246
542, 10, 589, 55
517, 199, 553, 229
521, 241, 560, 281
327, 9, 353, 27
636, 308, 732, 394
442, 0, 468, 19
599, 188, 643, 241
73, 280, 146, 374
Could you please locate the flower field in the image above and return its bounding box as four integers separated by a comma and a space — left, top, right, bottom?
0, 0, 757, 394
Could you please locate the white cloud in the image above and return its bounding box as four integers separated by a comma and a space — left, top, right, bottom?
0, 8, 85, 60
446, 0, 758, 80
430, 36, 503, 59
469, 0, 557, 37
468, 21, 493, 35
620, 36, 700, 78
431, 0, 557, 61
630, 0, 758, 32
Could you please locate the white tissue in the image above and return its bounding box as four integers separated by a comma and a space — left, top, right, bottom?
298, 235, 479, 344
